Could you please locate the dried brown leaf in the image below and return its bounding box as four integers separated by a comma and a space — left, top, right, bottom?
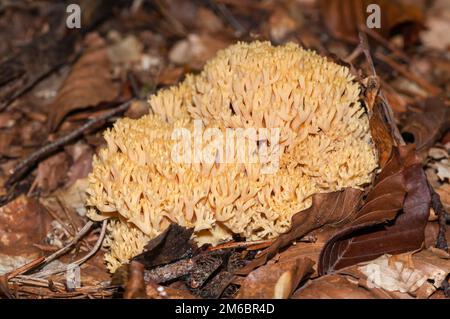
319, 146, 431, 274
292, 273, 401, 299
319, 0, 424, 44
30, 152, 69, 194
277, 242, 325, 277
0, 195, 50, 256
157, 67, 184, 86
238, 257, 314, 299
47, 33, 119, 131
294, 249, 450, 299
401, 97, 450, 155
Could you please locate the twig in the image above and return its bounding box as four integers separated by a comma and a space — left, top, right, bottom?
208, 1, 246, 37
2, 221, 99, 293
361, 25, 409, 62
57, 197, 81, 235
11, 276, 66, 290
358, 31, 405, 145
344, 45, 363, 64
70, 220, 107, 266
155, 0, 186, 36
1, 256, 45, 299
33, 220, 107, 278
208, 239, 273, 252
374, 52, 442, 96
5, 257, 46, 280
214, 0, 270, 10
44, 203, 76, 238
41, 221, 94, 266
9, 276, 114, 298
127, 72, 144, 100
359, 32, 376, 76
5, 100, 132, 189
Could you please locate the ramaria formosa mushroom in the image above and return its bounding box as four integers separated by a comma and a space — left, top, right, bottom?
86, 41, 378, 272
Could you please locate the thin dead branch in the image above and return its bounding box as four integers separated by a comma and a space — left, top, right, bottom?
375, 52, 442, 96
4, 100, 133, 191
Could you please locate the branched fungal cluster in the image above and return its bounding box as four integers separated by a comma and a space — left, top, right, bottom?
86, 41, 378, 272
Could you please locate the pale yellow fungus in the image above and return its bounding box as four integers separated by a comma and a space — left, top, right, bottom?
86, 41, 378, 272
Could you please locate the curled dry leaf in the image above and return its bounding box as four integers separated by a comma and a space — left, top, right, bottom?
236, 188, 363, 274
319, 0, 424, 44
319, 146, 431, 274
47, 33, 119, 131
238, 257, 314, 299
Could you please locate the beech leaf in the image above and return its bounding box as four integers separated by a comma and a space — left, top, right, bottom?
47, 33, 119, 131
318, 146, 430, 274
238, 257, 314, 299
